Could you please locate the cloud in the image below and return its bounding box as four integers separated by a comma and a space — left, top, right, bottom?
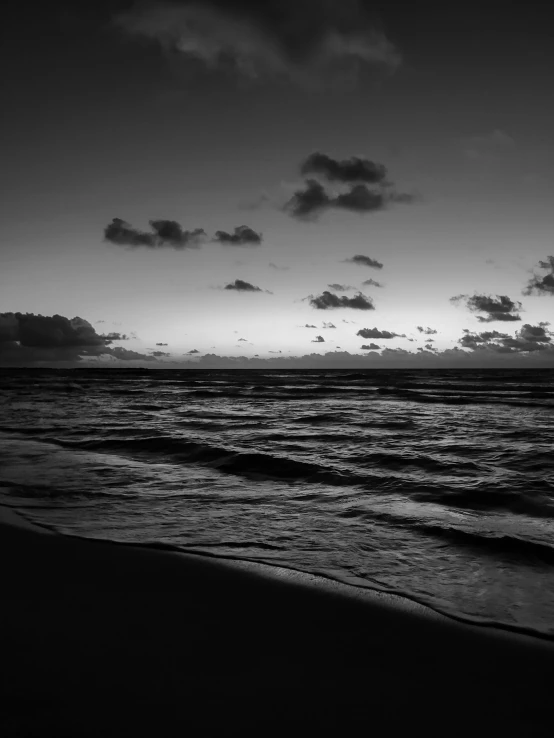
328, 283, 355, 291
424, 343, 437, 351
344, 255, 383, 269
284, 178, 413, 220
463, 129, 515, 160
300, 152, 387, 183
213, 225, 262, 246
459, 324, 553, 354
523, 256, 554, 296
100, 332, 129, 343
269, 262, 290, 271
104, 218, 206, 249
113, 0, 401, 88
159, 344, 554, 369
357, 327, 405, 339
417, 326, 438, 335
361, 343, 380, 350
187, 349, 200, 354
302, 324, 318, 328
312, 335, 325, 343
224, 279, 263, 292
322, 322, 336, 329
238, 338, 248, 341
152, 350, 171, 357
362, 278, 383, 287
0, 312, 155, 366
156, 342, 168, 346
308, 291, 375, 310
450, 293, 522, 322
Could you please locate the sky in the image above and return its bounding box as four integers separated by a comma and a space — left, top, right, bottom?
1, 0, 553, 368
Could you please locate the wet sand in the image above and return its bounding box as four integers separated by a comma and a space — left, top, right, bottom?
1, 504, 553, 736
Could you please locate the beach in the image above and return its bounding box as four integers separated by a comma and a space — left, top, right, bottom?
2, 504, 554, 737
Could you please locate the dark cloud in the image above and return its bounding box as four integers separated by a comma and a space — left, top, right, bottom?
334, 184, 386, 212
417, 326, 438, 335
113, 0, 401, 88
424, 343, 437, 351
104, 218, 206, 249
300, 152, 387, 184
459, 324, 553, 353
523, 256, 554, 296
357, 327, 405, 339
312, 335, 325, 343
156, 342, 168, 346
361, 343, 381, 350
344, 255, 383, 269
450, 293, 522, 322
284, 178, 413, 220
100, 332, 129, 343
284, 179, 330, 219
224, 279, 263, 292
187, 349, 200, 354
328, 284, 355, 292
362, 278, 383, 288
322, 322, 336, 329
0, 312, 155, 366
213, 225, 263, 246
152, 350, 171, 357
308, 291, 375, 310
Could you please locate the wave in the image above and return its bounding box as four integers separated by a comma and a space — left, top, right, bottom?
24, 434, 361, 486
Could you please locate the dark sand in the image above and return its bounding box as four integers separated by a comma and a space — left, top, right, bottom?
1, 505, 553, 737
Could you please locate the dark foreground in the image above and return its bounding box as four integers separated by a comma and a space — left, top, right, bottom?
1, 506, 553, 737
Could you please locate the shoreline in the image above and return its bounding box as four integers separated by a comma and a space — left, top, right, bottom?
6, 501, 554, 643
2, 503, 554, 735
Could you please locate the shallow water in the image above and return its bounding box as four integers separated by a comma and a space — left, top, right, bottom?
1, 367, 553, 635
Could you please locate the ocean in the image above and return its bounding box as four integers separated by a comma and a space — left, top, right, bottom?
1, 367, 553, 637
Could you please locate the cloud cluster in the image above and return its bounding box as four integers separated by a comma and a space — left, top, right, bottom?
308, 291, 375, 310
285, 178, 413, 220
344, 255, 383, 269
214, 225, 262, 246
0, 312, 154, 365
523, 256, 554, 296
362, 278, 383, 288
113, 0, 401, 88
105, 218, 263, 250
357, 327, 405, 339
301, 152, 388, 184
417, 326, 437, 335
104, 218, 206, 249
312, 335, 325, 343
285, 152, 414, 220
450, 293, 522, 322
459, 324, 553, 354
361, 343, 380, 350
